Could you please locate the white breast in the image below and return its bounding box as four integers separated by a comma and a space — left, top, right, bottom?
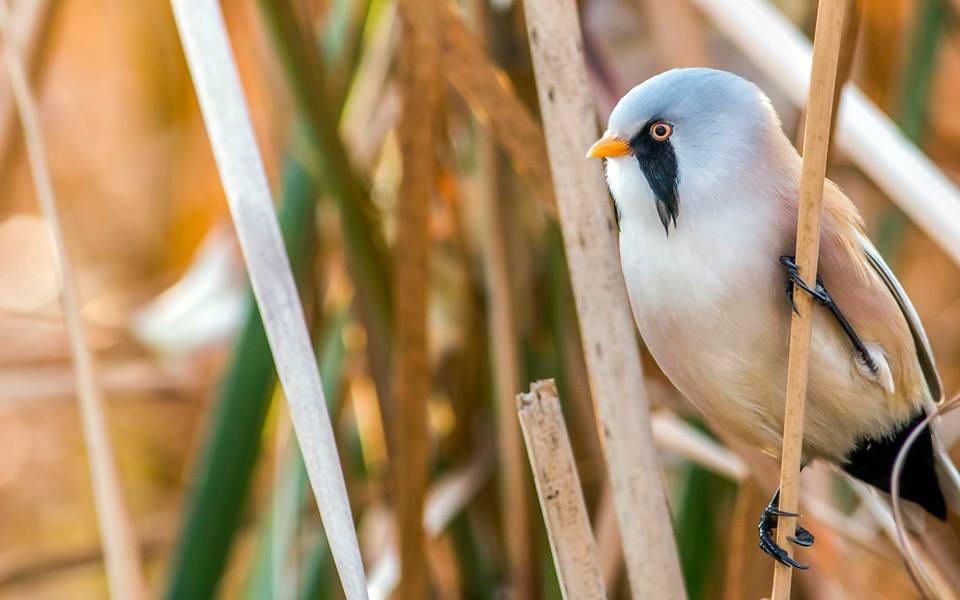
616, 175, 792, 452
607, 154, 882, 460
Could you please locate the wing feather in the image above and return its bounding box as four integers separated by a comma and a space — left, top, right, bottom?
855, 231, 943, 403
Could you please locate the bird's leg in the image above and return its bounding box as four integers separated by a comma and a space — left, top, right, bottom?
779, 256, 879, 374
758, 488, 815, 570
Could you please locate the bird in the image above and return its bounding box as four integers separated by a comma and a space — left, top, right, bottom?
586, 67, 959, 569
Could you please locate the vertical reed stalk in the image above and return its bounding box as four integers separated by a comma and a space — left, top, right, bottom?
516, 380, 605, 600
771, 1, 851, 597
393, 0, 440, 596
0, 2, 147, 597
520, 0, 686, 596
468, 1, 532, 595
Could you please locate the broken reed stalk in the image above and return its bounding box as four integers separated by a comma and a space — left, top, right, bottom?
520, 0, 686, 596
168, 1, 367, 597
771, 1, 851, 598
0, 3, 148, 598
393, 0, 440, 596
517, 380, 605, 600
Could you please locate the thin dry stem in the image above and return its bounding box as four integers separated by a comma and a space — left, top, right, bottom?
467, 2, 532, 594
772, 2, 850, 597
0, 0, 54, 174
0, 3, 147, 598
794, 0, 860, 152
520, 0, 686, 595
890, 396, 960, 599
517, 380, 605, 600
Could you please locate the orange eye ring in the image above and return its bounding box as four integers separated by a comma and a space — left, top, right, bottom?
650, 121, 672, 141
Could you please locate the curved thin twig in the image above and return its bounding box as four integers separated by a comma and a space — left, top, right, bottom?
891, 394, 960, 599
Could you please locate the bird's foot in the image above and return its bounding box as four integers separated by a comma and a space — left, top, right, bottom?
758, 493, 814, 570
779, 255, 879, 373
780, 255, 832, 315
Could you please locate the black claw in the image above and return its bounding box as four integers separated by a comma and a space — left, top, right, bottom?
785, 281, 800, 315
789, 526, 815, 547
758, 489, 813, 570
765, 508, 800, 518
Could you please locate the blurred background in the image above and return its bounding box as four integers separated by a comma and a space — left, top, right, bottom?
2, 0, 960, 598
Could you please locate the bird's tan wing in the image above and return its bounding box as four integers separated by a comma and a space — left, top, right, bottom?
855, 231, 943, 403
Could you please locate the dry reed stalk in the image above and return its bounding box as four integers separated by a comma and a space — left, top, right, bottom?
794, 0, 860, 151
516, 380, 606, 600
467, 1, 532, 594
520, 0, 686, 595
168, 1, 367, 596
592, 483, 623, 593
393, 0, 440, 597
442, 6, 556, 215
772, 3, 851, 597
689, 0, 960, 268
0, 3, 147, 598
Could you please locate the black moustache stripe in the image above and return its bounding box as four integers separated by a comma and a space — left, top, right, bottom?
630, 119, 680, 235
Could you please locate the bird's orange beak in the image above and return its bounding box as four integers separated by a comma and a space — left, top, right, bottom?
586, 135, 630, 158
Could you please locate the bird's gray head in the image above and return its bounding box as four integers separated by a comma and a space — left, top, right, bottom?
588, 68, 792, 234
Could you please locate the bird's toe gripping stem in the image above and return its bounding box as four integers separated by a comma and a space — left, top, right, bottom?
780, 255, 831, 315
758, 492, 814, 570
779, 255, 879, 374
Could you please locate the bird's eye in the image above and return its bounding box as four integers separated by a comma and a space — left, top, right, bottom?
650, 121, 672, 141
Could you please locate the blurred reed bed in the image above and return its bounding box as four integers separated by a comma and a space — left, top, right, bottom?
2, 0, 960, 598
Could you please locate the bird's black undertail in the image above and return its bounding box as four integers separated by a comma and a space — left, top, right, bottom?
842, 411, 947, 520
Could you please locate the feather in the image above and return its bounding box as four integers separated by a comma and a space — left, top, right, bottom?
856, 230, 942, 403
854, 227, 960, 516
